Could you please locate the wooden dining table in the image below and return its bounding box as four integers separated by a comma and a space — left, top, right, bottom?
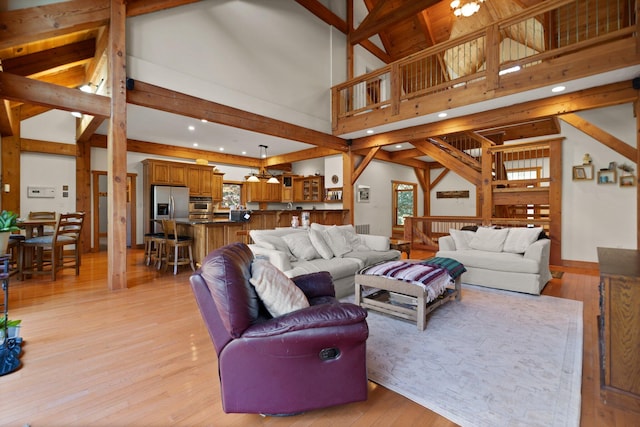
17, 218, 58, 238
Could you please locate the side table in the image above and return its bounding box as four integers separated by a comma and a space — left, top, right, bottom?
390, 239, 411, 259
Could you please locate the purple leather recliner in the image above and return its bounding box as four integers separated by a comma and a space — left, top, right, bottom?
190, 242, 369, 415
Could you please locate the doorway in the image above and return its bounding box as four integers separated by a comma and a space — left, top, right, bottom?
91, 171, 137, 252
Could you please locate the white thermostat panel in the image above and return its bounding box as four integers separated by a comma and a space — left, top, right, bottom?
27, 186, 56, 198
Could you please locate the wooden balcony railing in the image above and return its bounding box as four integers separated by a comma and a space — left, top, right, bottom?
332, 0, 638, 134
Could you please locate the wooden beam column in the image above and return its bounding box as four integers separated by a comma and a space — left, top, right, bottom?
637, 97, 640, 250
548, 139, 563, 265
1, 106, 20, 213
107, 0, 127, 290
76, 137, 92, 253
342, 151, 354, 225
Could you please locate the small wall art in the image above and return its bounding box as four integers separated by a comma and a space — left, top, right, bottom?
357, 185, 370, 203
620, 175, 636, 187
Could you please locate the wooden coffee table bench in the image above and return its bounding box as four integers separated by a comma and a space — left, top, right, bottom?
355, 260, 462, 331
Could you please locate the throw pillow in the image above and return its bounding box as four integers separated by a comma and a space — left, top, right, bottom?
503, 227, 543, 253
250, 233, 296, 261
309, 228, 334, 259
323, 225, 352, 258
469, 227, 509, 252
449, 228, 475, 250
249, 259, 310, 317
282, 233, 320, 261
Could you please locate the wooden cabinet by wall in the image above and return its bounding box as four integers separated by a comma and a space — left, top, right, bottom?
144, 159, 187, 186
246, 181, 281, 203
293, 176, 323, 202
281, 175, 294, 203
597, 247, 640, 412
187, 166, 212, 197
211, 173, 224, 200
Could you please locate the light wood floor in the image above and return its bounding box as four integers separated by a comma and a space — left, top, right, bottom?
1, 248, 639, 427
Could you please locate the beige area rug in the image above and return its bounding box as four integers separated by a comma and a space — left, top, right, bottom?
350, 284, 583, 427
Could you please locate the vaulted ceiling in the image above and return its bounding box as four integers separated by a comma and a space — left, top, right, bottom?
1, 0, 634, 166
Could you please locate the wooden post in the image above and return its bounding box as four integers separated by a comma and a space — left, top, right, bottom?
107, 0, 128, 290
76, 137, 92, 253
0, 106, 20, 213
342, 151, 354, 225
548, 139, 563, 265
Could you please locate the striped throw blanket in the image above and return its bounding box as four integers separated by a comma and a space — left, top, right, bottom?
421, 257, 466, 279
359, 261, 450, 303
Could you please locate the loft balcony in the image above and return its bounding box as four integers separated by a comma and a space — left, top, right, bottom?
331, 0, 639, 137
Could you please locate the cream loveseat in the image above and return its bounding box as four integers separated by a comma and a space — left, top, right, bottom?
436, 226, 552, 295
249, 224, 401, 298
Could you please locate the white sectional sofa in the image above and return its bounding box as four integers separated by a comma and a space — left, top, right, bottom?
249, 224, 401, 298
436, 226, 552, 295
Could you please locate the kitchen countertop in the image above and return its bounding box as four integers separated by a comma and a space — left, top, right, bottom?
173, 217, 240, 225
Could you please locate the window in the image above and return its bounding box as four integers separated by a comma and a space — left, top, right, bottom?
220, 183, 243, 209
392, 181, 417, 226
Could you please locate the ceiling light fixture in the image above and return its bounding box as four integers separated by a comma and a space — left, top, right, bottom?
438, 112, 448, 118
552, 85, 566, 93
245, 145, 280, 184
450, 0, 484, 17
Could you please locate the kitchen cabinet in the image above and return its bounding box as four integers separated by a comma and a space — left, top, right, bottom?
293, 176, 323, 202
187, 166, 213, 197
211, 173, 224, 200
597, 247, 640, 412
144, 159, 187, 186
246, 181, 281, 203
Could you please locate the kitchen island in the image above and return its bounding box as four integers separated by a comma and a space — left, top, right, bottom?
172, 218, 247, 266
168, 209, 349, 266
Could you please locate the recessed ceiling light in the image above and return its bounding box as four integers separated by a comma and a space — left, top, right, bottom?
438, 112, 447, 118
395, 144, 402, 149
201, 119, 208, 123
193, 142, 198, 147
242, 151, 247, 155
499, 65, 521, 76
552, 86, 566, 93
219, 147, 224, 151
366, 129, 374, 134
188, 125, 195, 131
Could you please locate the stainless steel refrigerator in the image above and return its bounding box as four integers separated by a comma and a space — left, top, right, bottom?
152, 185, 189, 233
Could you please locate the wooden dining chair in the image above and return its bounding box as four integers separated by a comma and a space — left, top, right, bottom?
20, 212, 85, 281
159, 219, 195, 275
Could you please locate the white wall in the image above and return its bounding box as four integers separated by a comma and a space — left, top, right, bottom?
19, 110, 77, 216
127, 0, 341, 133
561, 104, 637, 262
353, 159, 424, 237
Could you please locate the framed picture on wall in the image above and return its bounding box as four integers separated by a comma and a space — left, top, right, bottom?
357, 185, 370, 203
620, 175, 636, 187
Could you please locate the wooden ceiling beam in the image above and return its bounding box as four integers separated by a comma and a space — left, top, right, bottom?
266, 146, 342, 167
0, 72, 110, 118
88, 134, 262, 168
354, 146, 432, 169
1, 38, 95, 77
560, 113, 638, 162
350, 0, 440, 45
0, 99, 15, 136
413, 140, 481, 186
126, 0, 203, 17
352, 146, 380, 184
295, 0, 348, 33
20, 138, 78, 156
0, 0, 110, 50
351, 81, 638, 150
127, 80, 348, 152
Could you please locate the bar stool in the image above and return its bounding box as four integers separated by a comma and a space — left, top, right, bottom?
160, 219, 195, 275
143, 232, 166, 267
